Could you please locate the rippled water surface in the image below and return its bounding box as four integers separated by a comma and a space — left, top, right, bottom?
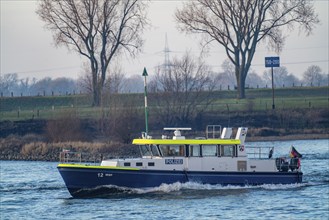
1, 139, 328, 219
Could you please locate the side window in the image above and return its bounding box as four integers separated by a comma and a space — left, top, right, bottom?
150, 144, 160, 157
159, 145, 185, 157
202, 145, 217, 157
189, 145, 200, 157
178, 145, 185, 156
140, 145, 152, 156
220, 145, 236, 157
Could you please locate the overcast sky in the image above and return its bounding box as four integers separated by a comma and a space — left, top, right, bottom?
1, 0, 328, 81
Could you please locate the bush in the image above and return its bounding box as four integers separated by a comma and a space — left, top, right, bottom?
20, 141, 139, 161
46, 109, 88, 142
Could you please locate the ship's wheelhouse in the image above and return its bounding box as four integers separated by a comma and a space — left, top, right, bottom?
138, 143, 240, 158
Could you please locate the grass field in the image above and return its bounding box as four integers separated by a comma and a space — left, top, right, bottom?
1, 87, 328, 121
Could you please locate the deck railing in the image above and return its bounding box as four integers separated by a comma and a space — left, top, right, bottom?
206, 125, 222, 139
59, 151, 103, 165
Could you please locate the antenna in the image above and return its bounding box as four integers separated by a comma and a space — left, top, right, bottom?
163, 128, 192, 131
163, 128, 192, 140
164, 33, 171, 74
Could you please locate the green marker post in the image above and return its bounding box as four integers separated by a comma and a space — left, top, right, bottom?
142, 67, 149, 136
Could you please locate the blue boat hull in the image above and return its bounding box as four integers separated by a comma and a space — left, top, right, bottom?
58, 165, 303, 197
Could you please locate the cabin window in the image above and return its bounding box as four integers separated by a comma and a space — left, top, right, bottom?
140, 145, 160, 157
189, 145, 201, 157
139, 145, 152, 157
201, 145, 218, 157
150, 144, 161, 157
220, 145, 237, 157
136, 162, 143, 166
159, 145, 170, 156
159, 145, 185, 157
148, 162, 155, 166
124, 162, 131, 166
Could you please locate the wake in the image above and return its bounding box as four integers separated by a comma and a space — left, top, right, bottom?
70, 181, 321, 198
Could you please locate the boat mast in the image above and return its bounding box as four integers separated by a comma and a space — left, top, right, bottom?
142, 67, 149, 136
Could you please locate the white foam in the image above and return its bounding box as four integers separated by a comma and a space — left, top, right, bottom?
259, 183, 306, 190
130, 182, 257, 194
97, 181, 315, 195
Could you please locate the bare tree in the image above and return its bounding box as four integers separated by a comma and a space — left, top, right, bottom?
30, 77, 52, 95
263, 66, 299, 88
37, 0, 148, 106
303, 65, 325, 86
52, 77, 76, 94
216, 59, 237, 90
122, 74, 144, 93
19, 78, 33, 96
246, 71, 265, 88
77, 62, 93, 94
150, 52, 216, 126
176, 0, 319, 98
78, 61, 126, 95
0, 73, 18, 96
104, 64, 125, 94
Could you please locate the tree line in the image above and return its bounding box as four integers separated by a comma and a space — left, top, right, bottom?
1, 57, 327, 98
0, 72, 144, 97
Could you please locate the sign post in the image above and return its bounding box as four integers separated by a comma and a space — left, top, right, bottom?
142, 67, 149, 135
265, 57, 280, 110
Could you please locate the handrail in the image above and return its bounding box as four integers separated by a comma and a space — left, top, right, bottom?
206, 125, 221, 139
59, 151, 103, 165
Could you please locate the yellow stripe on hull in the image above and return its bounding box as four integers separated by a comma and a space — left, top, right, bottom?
132, 139, 240, 145
57, 163, 140, 171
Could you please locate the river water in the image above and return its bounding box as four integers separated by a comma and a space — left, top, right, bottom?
1, 139, 328, 220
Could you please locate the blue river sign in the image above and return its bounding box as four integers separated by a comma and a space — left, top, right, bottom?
265, 57, 280, 68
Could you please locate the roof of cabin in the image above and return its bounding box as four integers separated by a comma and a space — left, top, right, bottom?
132, 138, 241, 145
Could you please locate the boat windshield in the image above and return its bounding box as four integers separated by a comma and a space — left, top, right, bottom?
150, 144, 161, 156
140, 145, 151, 156
139, 145, 161, 157
159, 145, 185, 157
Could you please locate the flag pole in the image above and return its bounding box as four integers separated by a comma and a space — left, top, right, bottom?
142, 67, 149, 136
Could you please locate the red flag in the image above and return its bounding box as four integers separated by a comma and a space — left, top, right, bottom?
289, 146, 302, 158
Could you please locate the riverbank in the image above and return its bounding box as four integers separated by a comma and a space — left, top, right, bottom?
1, 131, 327, 162
0, 135, 139, 162
248, 133, 329, 142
